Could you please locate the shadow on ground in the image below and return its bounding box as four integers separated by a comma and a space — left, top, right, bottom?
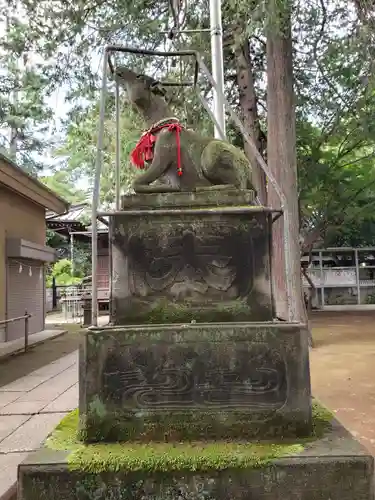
0, 324, 81, 388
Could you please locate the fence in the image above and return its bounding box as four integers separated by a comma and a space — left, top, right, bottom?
45, 284, 109, 319
302, 247, 375, 307
0, 312, 32, 350
46, 284, 104, 323
46, 247, 375, 313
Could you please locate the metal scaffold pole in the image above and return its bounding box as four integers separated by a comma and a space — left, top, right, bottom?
209, 0, 226, 139
91, 52, 108, 327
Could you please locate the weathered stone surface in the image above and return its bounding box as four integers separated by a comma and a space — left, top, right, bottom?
79, 322, 311, 442
18, 420, 374, 500
110, 193, 278, 324
121, 189, 256, 209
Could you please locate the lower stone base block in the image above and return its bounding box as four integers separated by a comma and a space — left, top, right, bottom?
18, 416, 374, 500
79, 322, 312, 442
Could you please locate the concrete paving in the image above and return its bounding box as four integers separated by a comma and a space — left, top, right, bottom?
0, 329, 67, 362
0, 351, 78, 500
45, 311, 109, 326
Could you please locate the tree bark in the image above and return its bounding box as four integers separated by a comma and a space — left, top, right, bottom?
266, 0, 307, 323
235, 40, 267, 204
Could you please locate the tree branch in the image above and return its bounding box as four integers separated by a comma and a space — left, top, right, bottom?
338, 150, 375, 169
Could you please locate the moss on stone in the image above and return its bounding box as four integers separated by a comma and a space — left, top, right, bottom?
88, 322, 284, 344
117, 299, 256, 325
46, 410, 303, 473
80, 406, 313, 443
45, 400, 333, 474
120, 189, 256, 210
311, 397, 334, 437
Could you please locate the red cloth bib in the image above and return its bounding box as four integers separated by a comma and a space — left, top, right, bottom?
131, 122, 184, 176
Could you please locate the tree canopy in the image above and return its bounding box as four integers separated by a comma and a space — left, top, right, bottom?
1, 0, 375, 248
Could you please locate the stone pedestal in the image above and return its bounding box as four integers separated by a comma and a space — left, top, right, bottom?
17, 190, 375, 499
79, 322, 311, 442
110, 190, 278, 325
18, 418, 374, 500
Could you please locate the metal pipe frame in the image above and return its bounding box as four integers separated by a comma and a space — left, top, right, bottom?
106, 45, 200, 87
159, 28, 211, 34
209, 0, 226, 139
91, 51, 108, 326
91, 46, 201, 326
91, 44, 292, 326
115, 80, 121, 210
355, 248, 361, 305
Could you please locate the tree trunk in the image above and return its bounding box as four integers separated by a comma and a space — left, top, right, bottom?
235, 40, 267, 204
266, 0, 307, 323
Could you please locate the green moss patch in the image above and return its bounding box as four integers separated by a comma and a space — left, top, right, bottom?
311, 398, 334, 436
117, 299, 257, 325
45, 401, 333, 474
80, 405, 312, 443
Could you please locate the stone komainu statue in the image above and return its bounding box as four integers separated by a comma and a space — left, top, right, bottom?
115, 67, 256, 195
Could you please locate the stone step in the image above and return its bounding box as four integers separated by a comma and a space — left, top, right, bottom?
18, 417, 374, 500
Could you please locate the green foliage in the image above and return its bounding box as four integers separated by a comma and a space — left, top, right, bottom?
1, 0, 375, 247
0, 9, 55, 174
365, 291, 375, 305
41, 171, 87, 204
292, 1, 375, 248
46, 259, 82, 287
54, 100, 144, 205
46, 229, 65, 249
72, 241, 91, 278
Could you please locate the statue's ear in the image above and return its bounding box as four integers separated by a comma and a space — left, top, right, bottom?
149, 82, 167, 97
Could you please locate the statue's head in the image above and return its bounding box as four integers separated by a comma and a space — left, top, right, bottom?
115, 67, 167, 109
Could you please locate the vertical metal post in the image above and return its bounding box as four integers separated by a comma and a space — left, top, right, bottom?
282, 209, 294, 321
70, 232, 74, 276
52, 276, 57, 309
209, 0, 226, 139
92, 51, 108, 327
115, 79, 121, 210
319, 251, 325, 309
355, 249, 361, 305
24, 310, 29, 352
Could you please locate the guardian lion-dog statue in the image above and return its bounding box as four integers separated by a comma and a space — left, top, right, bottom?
115, 67, 256, 194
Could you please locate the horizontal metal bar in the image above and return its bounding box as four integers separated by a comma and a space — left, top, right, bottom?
160, 29, 211, 34
97, 216, 109, 227
320, 247, 375, 252
105, 45, 199, 58
272, 211, 283, 224
69, 230, 108, 235
98, 207, 282, 216
159, 81, 193, 87
0, 313, 32, 326
106, 45, 200, 87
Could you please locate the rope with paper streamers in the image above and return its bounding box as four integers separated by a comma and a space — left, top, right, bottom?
12, 260, 45, 280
